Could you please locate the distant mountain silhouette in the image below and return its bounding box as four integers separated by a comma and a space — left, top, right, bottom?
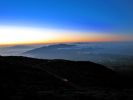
2, 45, 34, 49
24, 44, 76, 53
0, 56, 123, 100
23, 44, 93, 60
0, 45, 36, 56
23, 43, 133, 73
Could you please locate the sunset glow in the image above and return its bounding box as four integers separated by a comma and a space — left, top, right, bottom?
0, 26, 132, 46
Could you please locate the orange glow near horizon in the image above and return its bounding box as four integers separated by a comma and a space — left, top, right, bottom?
0, 26, 132, 46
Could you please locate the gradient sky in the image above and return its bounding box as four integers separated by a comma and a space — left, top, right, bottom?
0, 0, 133, 45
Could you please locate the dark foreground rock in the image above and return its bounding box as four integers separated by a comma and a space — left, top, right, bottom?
0, 56, 133, 100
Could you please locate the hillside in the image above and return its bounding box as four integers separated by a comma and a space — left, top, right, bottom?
0, 56, 132, 100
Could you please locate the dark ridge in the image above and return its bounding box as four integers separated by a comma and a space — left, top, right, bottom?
0, 56, 131, 100
0, 56, 117, 86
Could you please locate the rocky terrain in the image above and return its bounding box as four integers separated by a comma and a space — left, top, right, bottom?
0, 56, 133, 100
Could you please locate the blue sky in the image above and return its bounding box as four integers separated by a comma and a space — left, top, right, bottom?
0, 0, 133, 38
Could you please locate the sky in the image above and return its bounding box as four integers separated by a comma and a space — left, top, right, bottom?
0, 0, 133, 45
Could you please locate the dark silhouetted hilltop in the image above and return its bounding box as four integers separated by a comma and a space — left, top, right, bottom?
0, 56, 132, 100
